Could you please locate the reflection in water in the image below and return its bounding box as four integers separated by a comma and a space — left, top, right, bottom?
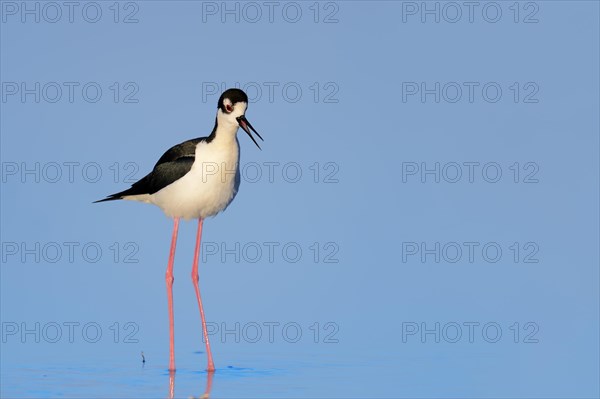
167, 370, 215, 399
168, 371, 175, 399
200, 371, 215, 399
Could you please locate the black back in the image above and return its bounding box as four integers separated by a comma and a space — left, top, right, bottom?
94, 88, 248, 203
94, 121, 218, 202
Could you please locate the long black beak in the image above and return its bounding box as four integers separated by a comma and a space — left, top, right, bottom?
236, 115, 263, 149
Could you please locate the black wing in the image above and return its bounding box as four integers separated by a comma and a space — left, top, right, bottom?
94, 137, 206, 203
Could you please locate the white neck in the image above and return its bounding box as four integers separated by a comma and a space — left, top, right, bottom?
213, 109, 241, 145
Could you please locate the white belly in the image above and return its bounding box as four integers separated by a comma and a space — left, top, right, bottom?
150, 138, 240, 220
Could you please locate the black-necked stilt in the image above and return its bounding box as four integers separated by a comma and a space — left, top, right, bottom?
95, 88, 263, 372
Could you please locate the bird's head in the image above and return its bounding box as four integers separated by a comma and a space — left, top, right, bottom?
217, 88, 263, 149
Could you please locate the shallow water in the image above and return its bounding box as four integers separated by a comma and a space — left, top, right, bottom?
2, 320, 599, 398
2, 347, 396, 398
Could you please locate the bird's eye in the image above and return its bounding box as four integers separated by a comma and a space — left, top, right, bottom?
225, 104, 233, 113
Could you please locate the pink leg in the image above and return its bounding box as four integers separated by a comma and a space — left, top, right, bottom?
166, 218, 180, 372
191, 218, 216, 372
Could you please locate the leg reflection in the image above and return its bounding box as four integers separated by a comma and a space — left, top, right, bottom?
168, 370, 175, 399
201, 370, 215, 399
165, 362, 215, 398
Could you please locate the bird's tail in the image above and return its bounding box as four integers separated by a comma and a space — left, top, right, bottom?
94, 174, 152, 203
93, 187, 136, 203
93, 195, 123, 203
92, 195, 121, 204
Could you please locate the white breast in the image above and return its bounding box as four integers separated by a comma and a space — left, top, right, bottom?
150, 138, 241, 220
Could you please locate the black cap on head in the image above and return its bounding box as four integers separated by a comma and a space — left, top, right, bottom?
218, 88, 248, 111
217, 88, 263, 149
